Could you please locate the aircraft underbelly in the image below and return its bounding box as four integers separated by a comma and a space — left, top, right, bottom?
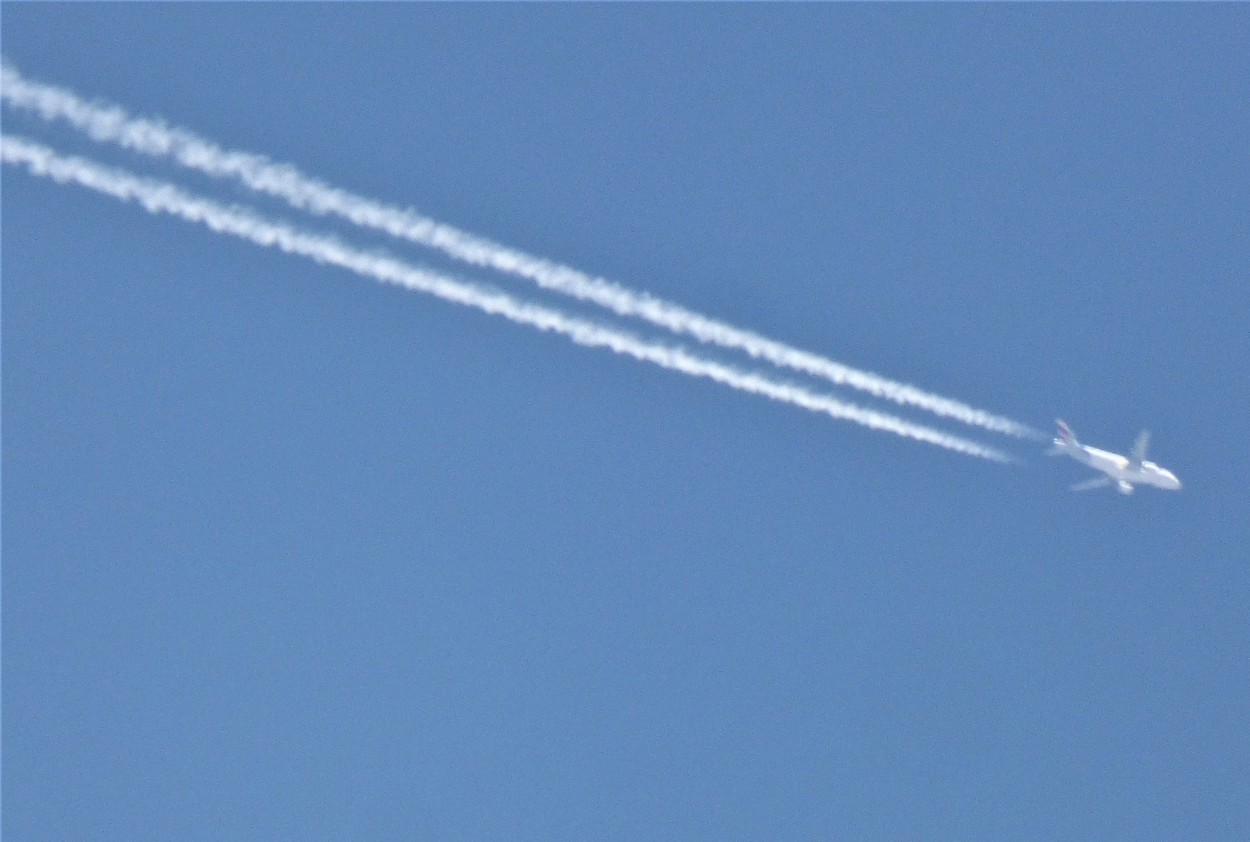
1080, 448, 1128, 476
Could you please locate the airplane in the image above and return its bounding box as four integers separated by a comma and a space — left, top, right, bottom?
1048, 420, 1181, 495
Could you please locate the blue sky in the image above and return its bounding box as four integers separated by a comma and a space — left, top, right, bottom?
4, 6, 1248, 840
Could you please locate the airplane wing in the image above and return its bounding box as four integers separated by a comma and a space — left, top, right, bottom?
1129, 430, 1151, 468
1071, 476, 1114, 492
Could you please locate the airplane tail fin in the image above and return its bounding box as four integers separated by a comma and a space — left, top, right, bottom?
1047, 419, 1078, 455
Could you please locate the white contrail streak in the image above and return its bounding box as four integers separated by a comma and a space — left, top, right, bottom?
0, 64, 1041, 441
2, 135, 1013, 463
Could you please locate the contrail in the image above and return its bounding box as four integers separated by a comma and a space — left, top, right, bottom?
0, 63, 1042, 441
2, 135, 1013, 463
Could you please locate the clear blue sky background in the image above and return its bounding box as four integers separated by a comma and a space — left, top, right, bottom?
4, 6, 1248, 840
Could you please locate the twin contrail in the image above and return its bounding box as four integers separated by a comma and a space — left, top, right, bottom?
2, 134, 1013, 462
0, 63, 1040, 441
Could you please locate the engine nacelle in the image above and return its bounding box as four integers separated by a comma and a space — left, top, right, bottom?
1117, 481, 1134, 495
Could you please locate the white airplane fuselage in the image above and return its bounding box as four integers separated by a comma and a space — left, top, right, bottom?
1050, 420, 1181, 494
1059, 441, 1181, 493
